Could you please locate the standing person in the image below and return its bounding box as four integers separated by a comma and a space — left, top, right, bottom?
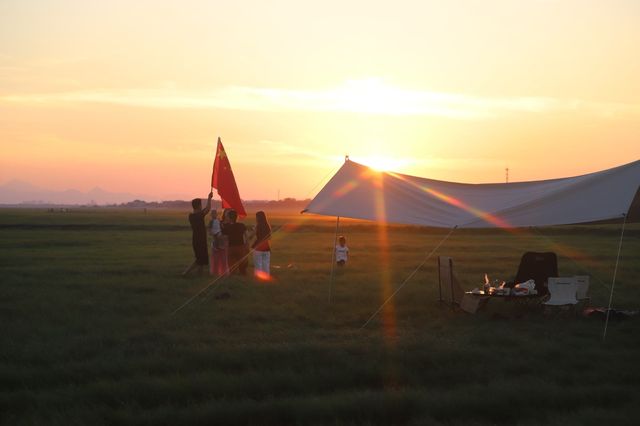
219, 210, 231, 276
335, 235, 349, 267
221, 209, 248, 275
252, 211, 272, 279
220, 209, 232, 275
182, 192, 213, 276
209, 209, 229, 277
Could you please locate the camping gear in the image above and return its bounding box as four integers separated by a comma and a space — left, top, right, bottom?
512, 280, 537, 296
437, 256, 488, 314
584, 307, 638, 321
303, 158, 639, 333
544, 277, 578, 306
575, 275, 590, 306
510, 252, 558, 295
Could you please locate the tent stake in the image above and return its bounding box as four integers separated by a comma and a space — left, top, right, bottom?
603, 213, 627, 341
328, 216, 340, 303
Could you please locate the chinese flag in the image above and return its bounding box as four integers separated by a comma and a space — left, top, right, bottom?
211, 137, 247, 218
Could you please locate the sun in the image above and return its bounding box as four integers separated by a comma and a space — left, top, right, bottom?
359, 156, 410, 172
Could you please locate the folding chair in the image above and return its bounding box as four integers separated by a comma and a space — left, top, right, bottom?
575, 276, 590, 302
511, 252, 558, 296
543, 277, 578, 317
574, 275, 591, 312
438, 256, 488, 314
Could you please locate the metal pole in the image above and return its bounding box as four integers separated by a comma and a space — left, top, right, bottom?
449, 257, 455, 310
437, 257, 443, 303
603, 214, 627, 341
328, 216, 340, 303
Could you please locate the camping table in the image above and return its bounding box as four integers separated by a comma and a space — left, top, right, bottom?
465, 291, 544, 311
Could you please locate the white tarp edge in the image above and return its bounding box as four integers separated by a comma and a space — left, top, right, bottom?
304, 159, 640, 228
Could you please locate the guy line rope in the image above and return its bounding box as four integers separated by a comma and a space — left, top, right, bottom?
360, 225, 458, 329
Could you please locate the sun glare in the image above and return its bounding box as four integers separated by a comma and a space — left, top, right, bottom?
359, 156, 410, 172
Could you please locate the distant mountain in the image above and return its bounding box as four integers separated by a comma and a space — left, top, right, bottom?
0, 180, 154, 205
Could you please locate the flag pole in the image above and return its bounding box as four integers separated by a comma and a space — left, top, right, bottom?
328, 215, 340, 303
211, 136, 218, 202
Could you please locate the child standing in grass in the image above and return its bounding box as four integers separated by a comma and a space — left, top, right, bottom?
252, 211, 272, 279
335, 236, 349, 266
209, 209, 228, 276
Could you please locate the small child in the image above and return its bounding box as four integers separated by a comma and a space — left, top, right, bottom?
209, 209, 222, 249
335, 235, 349, 266
209, 209, 230, 276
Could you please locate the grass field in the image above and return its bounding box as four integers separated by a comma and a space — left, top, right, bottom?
1, 208, 639, 425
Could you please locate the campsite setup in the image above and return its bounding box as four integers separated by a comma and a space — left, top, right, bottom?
5, 1, 640, 423
3, 155, 639, 424
303, 158, 640, 331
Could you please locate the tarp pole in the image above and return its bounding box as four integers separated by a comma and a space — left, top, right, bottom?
437, 257, 443, 303
448, 257, 455, 311
328, 216, 340, 303
603, 213, 627, 341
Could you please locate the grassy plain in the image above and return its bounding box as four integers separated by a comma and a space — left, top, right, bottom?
1, 208, 639, 425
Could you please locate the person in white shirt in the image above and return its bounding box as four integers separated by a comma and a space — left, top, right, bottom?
208, 209, 228, 276
335, 235, 349, 266
210, 209, 221, 240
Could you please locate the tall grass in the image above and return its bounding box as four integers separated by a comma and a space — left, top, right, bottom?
1, 209, 639, 425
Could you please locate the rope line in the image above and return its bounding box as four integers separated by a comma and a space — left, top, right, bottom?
303, 164, 343, 200
360, 226, 457, 329
530, 226, 613, 292
603, 214, 627, 341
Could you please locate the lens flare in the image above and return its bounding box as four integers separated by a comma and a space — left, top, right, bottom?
333, 179, 360, 197
387, 171, 512, 229
254, 270, 273, 282
360, 156, 411, 172
372, 171, 397, 342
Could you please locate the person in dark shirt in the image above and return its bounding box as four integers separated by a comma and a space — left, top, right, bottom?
221, 209, 248, 275
182, 192, 213, 276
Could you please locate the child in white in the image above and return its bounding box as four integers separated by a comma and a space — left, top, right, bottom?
209, 209, 222, 247
209, 209, 227, 276
252, 211, 272, 279
335, 236, 349, 266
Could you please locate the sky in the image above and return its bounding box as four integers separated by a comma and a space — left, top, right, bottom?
1, 0, 639, 201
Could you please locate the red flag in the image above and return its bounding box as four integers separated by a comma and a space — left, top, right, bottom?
212, 137, 247, 218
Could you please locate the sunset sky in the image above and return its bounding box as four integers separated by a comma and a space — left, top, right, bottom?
1, 0, 639, 201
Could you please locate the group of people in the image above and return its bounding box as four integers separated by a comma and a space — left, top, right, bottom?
184, 192, 351, 279
183, 192, 272, 279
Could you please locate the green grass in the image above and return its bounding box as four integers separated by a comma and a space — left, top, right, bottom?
1, 208, 639, 425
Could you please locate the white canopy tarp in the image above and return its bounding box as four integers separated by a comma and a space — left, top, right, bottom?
304, 159, 640, 228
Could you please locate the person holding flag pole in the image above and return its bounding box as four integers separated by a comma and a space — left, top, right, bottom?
182, 137, 245, 277
182, 191, 214, 277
